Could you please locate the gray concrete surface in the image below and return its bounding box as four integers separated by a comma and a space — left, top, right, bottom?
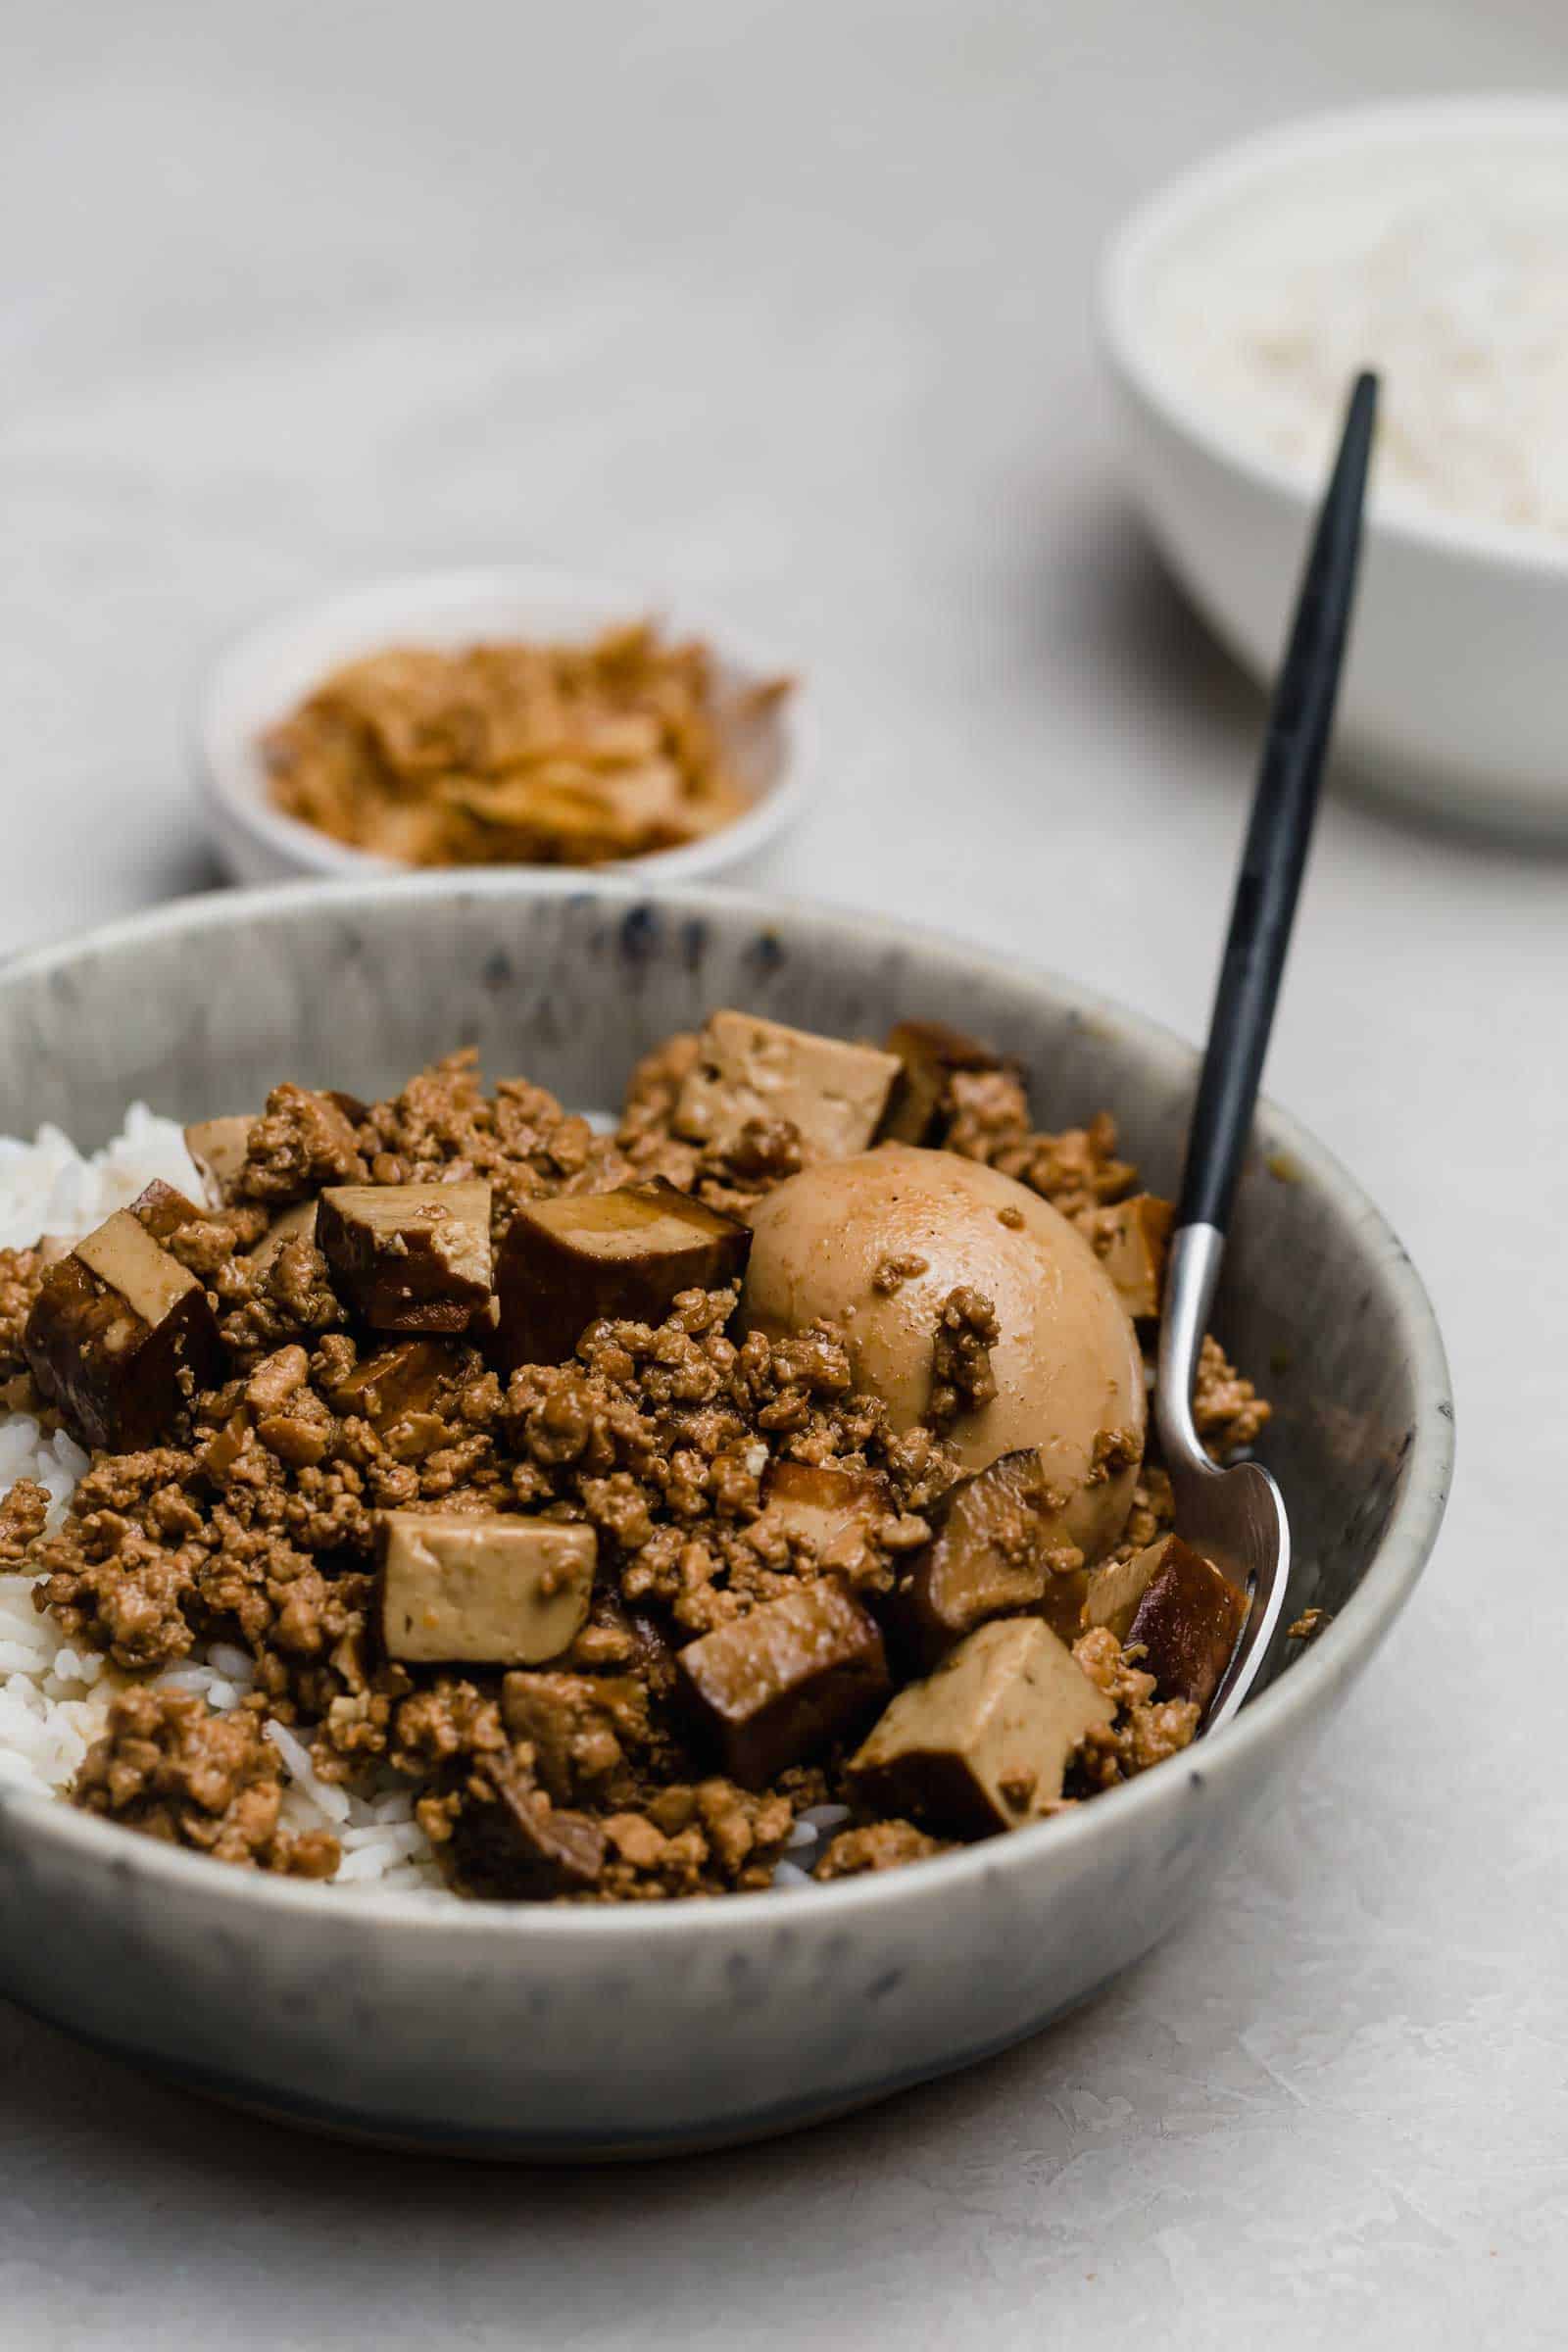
1, 2, 1563, 2343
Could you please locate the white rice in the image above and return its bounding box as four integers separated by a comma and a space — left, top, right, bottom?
0, 1108, 819, 1898
0, 1109, 445, 1897
1149, 141, 1568, 538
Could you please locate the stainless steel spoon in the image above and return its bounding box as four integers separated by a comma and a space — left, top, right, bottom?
1155, 370, 1378, 1733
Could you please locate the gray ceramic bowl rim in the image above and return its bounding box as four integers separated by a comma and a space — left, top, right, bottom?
0, 873, 1454, 1948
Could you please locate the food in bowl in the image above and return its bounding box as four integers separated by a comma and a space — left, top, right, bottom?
0, 1012, 1268, 1903
1142, 122, 1568, 540
260, 622, 790, 868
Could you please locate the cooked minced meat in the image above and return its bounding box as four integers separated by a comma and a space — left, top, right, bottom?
73, 1687, 340, 1879
0, 1014, 1268, 1903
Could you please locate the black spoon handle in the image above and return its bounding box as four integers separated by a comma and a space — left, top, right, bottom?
1176, 370, 1379, 1238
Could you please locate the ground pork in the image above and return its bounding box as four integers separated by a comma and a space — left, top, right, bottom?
1193, 1334, 1271, 1452
3, 1035, 1269, 1901
71, 1687, 340, 1877
943, 1071, 1136, 1217
927, 1284, 1000, 1428
1072, 1626, 1201, 1785
817, 1820, 951, 1877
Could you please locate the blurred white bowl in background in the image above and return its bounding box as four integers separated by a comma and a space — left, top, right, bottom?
1100, 97, 1568, 835
196, 564, 813, 886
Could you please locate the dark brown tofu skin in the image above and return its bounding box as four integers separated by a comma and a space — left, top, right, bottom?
23, 1206, 222, 1452
492, 1178, 751, 1373
1080, 1193, 1175, 1321
322, 1337, 448, 1431
317, 1181, 492, 1333
127, 1180, 211, 1245
1084, 1535, 1248, 1714
880, 1020, 1011, 1147
904, 1447, 1085, 1660
677, 1578, 891, 1788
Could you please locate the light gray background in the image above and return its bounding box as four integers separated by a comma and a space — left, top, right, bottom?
1, 2, 1562, 2344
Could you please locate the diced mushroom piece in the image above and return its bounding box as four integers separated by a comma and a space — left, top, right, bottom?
1080, 1194, 1175, 1320
183, 1116, 254, 1202
199, 1406, 253, 1483
502, 1671, 648, 1804
245, 1198, 318, 1276
849, 1616, 1113, 1836
493, 1178, 750, 1372
673, 1009, 902, 1160
1083, 1534, 1247, 1712
905, 1447, 1086, 1659
24, 1209, 222, 1451
326, 1338, 449, 1433
378, 1511, 596, 1666
449, 1755, 606, 1899
676, 1577, 890, 1788
318, 1181, 492, 1333
753, 1458, 892, 1574
881, 1019, 1007, 1146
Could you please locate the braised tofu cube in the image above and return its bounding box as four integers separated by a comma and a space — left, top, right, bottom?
450, 1755, 606, 1900
905, 1447, 1087, 1658
183, 1116, 253, 1201
127, 1179, 210, 1244
318, 1181, 492, 1333
1083, 1534, 1247, 1712
676, 1578, 890, 1788
493, 1179, 750, 1372
673, 1010, 902, 1160
24, 1209, 221, 1451
849, 1617, 1113, 1836
245, 1197, 318, 1276
378, 1510, 595, 1666
881, 1019, 1007, 1146
753, 1458, 892, 1573
1080, 1194, 1174, 1320
326, 1338, 449, 1432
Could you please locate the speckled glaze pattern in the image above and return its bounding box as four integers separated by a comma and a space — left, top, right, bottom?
0, 876, 1453, 2158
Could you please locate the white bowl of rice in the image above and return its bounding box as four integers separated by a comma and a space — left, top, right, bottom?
1101, 96, 1568, 834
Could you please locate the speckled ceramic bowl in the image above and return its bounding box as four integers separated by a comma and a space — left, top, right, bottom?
0, 876, 1452, 2158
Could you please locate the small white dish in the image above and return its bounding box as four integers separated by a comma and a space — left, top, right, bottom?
196, 564, 813, 886
1100, 97, 1568, 836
